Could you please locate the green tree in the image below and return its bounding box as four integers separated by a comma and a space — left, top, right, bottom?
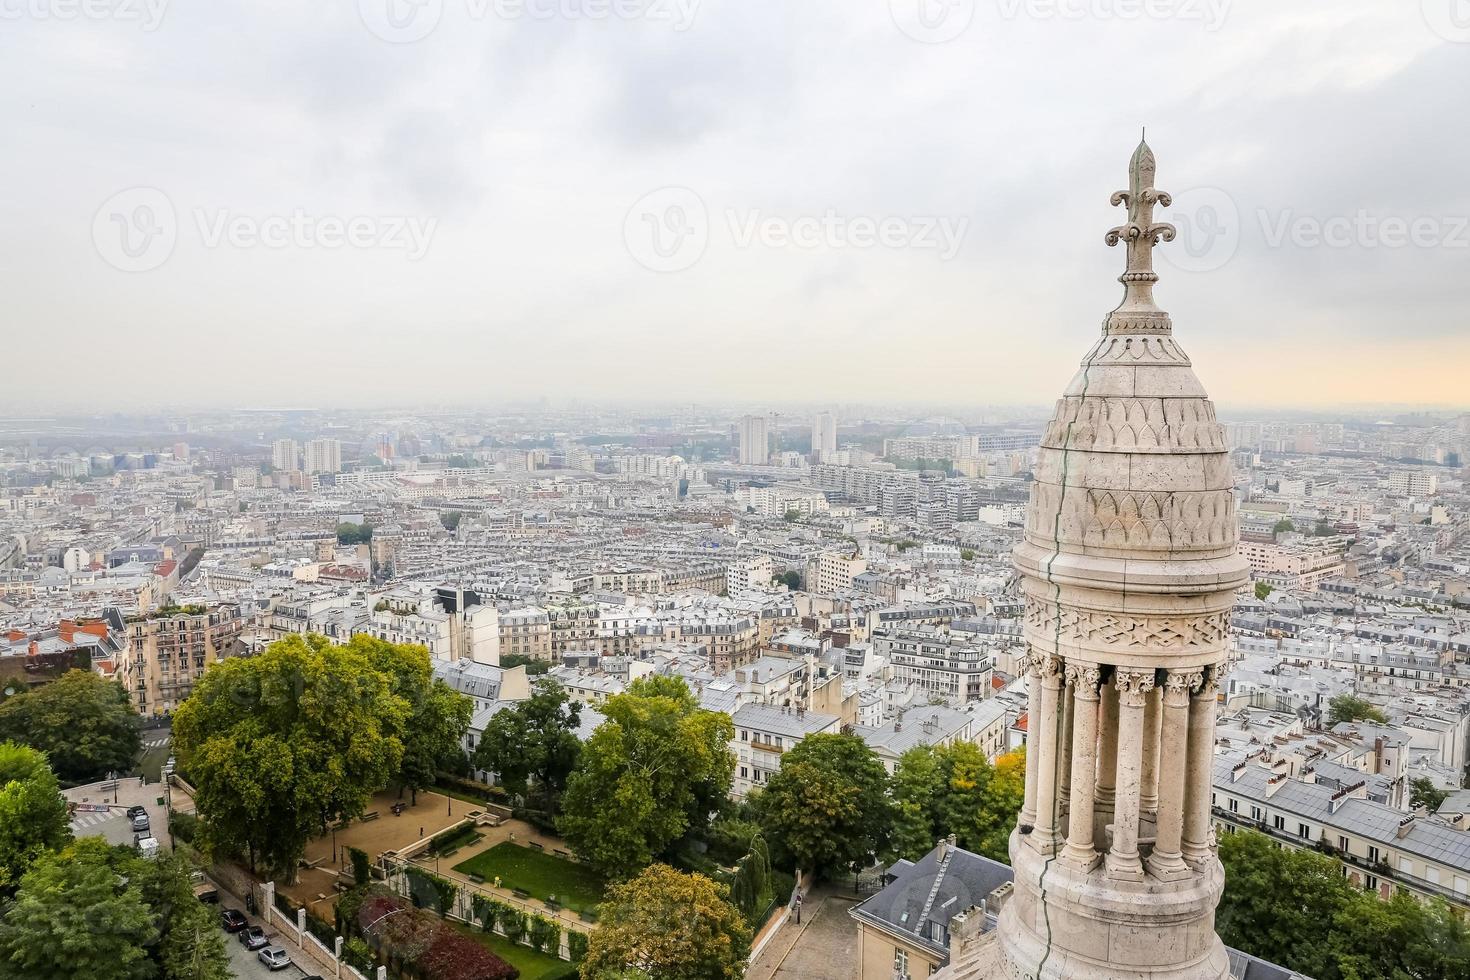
0, 838, 159, 980
471, 680, 582, 807
1327, 694, 1387, 726
499, 654, 550, 675
1273, 519, 1296, 535
335, 522, 374, 545
754, 733, 892, 879
889, 744, 1024, 864
560, 678, 733, 879
139, 852, 231, 980
581, 864, 749, 980
1216, 830, 1353, 978
1409, 776, 1449, 812
778, 571, 801, 591
0, 670, 141, 784
1254, 581, 1274, 601
0, 742, 71, 894
1328, 889, 1470, 980
172, 633, 409, 880
439, 511, 462, 531
354, 636, 473, 804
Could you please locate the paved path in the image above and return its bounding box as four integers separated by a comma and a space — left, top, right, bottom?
746, 888, 859, 980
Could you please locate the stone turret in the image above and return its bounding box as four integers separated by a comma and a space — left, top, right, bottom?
937, 137, 1250, 980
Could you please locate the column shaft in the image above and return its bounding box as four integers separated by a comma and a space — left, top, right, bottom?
1062, 663, 1102, 869
1106, 670, 1153, 880
1141, 686, 1162, 812
1146, 671, 1199, 879
1030, 659, 1065, 853
1182, 671, 1219, 867
1021, 655, 1041, 827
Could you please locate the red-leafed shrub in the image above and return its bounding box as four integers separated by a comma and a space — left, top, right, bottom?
357, 892, 518, 980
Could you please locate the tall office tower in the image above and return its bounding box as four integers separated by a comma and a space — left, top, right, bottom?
738, 414, 769, 465
271, 439, 299, 471
811, 411, 838, 462
304, 438, 342, 474
941, 140, 1248, 979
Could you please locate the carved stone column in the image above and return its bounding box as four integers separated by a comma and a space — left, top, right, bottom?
1031, 656, 1066, 854
1021, 653, 1041, 828
1058, 672, 1075, 823
1182, 667, 1220, 868
1106, 668, 1154, 880
1062, 662, 1103, 870
1147, 669, 1200, 880
1094, 677, 1119, 842
1141, 685, 1162, 813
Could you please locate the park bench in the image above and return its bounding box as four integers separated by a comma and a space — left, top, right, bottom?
361, 811, 380, 822
513, 888, 531, 900
528, 841, 544, 851
468, 874, 485, 884
554, 849, 570, 858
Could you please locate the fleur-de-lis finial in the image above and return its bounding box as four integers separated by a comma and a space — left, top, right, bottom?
1104, 131, 1176, 334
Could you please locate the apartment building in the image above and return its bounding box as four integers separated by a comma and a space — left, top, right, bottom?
814, 550, 868, 595
1211, 758, 1470, 912
304, 438, 342, 475
1240, 539, 1346, 591
499, 607, 552, 661
872, 626, 993, 705
729, 702, 841, 798
726, 555, 774, 595
738, 415, 769, 466
122, 604, 243, 715
271, 439, 299, 472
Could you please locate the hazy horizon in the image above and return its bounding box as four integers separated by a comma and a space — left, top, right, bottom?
4, 1, 1468, 411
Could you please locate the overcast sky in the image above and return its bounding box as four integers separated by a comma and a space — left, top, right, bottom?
2, 1, 1467, 413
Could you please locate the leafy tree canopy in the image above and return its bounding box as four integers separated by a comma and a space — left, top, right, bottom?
472, 679, 581, 805
0, 742, 72, 895
889, 743, 1024, 864
581, 864, 750, 980
355, 636, 473, 804
753, 732, 892, 879
172, 633, 410, 880
1327, 694, 1387, 726
0, 670, 141, 784
1409, 776, 1449, 813
559, 677, 733, 879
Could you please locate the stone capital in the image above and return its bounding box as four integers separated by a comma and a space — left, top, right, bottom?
1113, 667, 1156, 705
1064, 661, 1103, 697
1163, 668, 1203, 703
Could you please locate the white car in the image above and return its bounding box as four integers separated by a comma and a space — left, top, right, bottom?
257, 946, 292, 971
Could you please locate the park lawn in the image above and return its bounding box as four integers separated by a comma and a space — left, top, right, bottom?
453, 842, 606, 914
454, 923, 578, 980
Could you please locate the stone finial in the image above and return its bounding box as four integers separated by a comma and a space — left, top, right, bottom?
1104, 133, 1176, 334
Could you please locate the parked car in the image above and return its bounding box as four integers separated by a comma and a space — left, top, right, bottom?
135, 836, 159, 858
238, 925, 268, 950
126, 805, 147, 820
219, 909, 247, 933
131, 813, 150, 833
257, 946, 291, 971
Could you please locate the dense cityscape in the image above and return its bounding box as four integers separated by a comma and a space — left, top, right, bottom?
5, 3, 1470, 980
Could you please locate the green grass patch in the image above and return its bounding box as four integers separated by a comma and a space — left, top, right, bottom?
453, 843, 606, 915
454, 923, 578, 980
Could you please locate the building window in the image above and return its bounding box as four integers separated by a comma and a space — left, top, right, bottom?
1273, 816, 1285, 831
1227, 799, 1238, 814
1298, 823, 1310, 840
894, 948, 908, 977
1338, 836, 1349, 853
